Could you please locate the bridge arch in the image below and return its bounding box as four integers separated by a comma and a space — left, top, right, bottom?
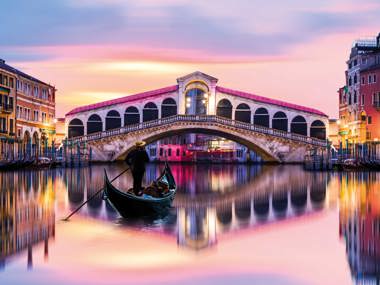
124, 106, 140, 125
114, 124, 281, 162
106, 110, 121, 130
87, 114, 102, 134
68, 118, 84, 138
310, 120, 326, 140
290, 115, 307, 136
161, 98, 177, 118
143, 102, 159, 122
235, 103, 251, 123
216, 99, 232, 119
272, 111, 288, 132
254, 107, 269, 127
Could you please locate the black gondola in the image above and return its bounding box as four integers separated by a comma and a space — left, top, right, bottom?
104, 163, 176, 217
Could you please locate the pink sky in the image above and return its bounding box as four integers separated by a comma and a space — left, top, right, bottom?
1, 0, 380, 118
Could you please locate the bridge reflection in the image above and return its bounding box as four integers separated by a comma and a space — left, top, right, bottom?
63, 164, 329, 250
339, 172, 380, 283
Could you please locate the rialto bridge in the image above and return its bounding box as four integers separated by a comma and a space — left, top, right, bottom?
65, 71, 329, 163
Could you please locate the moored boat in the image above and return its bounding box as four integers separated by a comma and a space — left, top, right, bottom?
104, 163, 176, 217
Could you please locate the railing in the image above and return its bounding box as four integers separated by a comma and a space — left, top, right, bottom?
0, 103, 13, 113
68, 115, 327, 147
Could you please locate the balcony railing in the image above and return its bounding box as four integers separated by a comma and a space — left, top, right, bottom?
67, 115, 328, 148
0, 103, 13, 113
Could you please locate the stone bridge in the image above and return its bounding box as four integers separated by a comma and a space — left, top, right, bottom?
69, 114, 327, 163
65, 71, 329, 163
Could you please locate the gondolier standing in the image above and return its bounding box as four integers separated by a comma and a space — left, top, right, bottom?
126, 141, 150, 195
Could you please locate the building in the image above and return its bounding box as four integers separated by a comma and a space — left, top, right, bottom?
0, 62, 17, 160
65, 71, 328, 163
338, 34, 380, 146
0, 59, 56, 160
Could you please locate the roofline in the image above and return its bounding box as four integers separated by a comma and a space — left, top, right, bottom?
0, 61, 54, 88
65, 85, 179, 116
216, 86, 328, 117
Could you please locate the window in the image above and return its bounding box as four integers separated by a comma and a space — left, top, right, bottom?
374, 74, 377, 83
361, 94, 364, 106
42, 112, 47, 123
159, 148, 163, 156
354, 74, 357, 84
168, 148, 172, 157
10, 78, 14, 88
176, 149, 180, 157
362, 77, 365, 85
9, 119, 13, 134
149, 148, 156, 157
354, 91, 357, 104
349, 77, 352, 86
183, 150, 186, 156
369, 75, 373, 84
354, 59, 358, 66
348, 93, 352, 105
34, 87, 39, 97
368, 116, 372, 124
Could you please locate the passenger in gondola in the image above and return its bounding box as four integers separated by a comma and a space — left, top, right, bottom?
125, 141, 150, 195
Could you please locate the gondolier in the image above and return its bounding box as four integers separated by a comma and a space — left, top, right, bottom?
125, 141, 150, 195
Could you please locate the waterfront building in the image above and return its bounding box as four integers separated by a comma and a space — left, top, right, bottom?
338, 34, 380, 145
0, 59, 56, 160
0, 61, 17, 160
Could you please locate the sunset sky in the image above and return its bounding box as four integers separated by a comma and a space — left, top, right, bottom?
1, 0, 380, 117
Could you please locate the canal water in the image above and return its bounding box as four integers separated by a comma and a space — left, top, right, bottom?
0, 163, 378, 285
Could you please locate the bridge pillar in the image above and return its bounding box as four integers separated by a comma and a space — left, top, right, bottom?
177, 79, 186, 115
208, 81, 217, 115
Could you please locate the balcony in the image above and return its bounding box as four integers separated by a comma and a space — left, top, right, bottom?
373, 101, 380, 110
0, 103, 13, 114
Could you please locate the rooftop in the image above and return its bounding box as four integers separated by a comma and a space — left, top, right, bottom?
0, 59, 53, 87
66, 83, 327, 117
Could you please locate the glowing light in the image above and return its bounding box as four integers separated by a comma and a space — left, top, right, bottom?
53, 118, 58, 124
202, 100, 206, 104
186, 103, 191, 108
186, 97, 191, 102
204, 93, 208, 99
336, 119, 341, 125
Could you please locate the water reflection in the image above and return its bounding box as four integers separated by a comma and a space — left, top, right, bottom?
2, 163, 379, 284
0, 170, 55, 270
339, 172, 380, 283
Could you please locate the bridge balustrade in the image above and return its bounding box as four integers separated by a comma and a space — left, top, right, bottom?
67, 115, 327, 147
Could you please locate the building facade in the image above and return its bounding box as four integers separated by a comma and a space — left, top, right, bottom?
0, 59, 56, 160
338, 34, 380, 145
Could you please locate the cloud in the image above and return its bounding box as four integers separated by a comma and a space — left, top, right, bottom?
1, 0, 379, 60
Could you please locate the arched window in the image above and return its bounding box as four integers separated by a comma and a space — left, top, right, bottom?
291, 115, 307, 136
87, 114, 102, 134
254, 108, 269, 127
235, 103, 251, 123
124, 106, 140, 125
161, 98, 177, 118
105, 110, 121, 130
216, 99, 232, 119
310, 120, 326, 140
185, 89, 207, 115
143, 102, 158, 122
68, 118, 84, 138
272, 111, 288, 132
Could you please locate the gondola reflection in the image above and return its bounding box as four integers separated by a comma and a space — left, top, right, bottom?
339, 172, 380, 283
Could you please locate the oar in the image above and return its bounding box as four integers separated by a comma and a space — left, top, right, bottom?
62, 167, 130, 221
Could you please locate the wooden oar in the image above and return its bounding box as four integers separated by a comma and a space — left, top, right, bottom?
62, 167, 130, 221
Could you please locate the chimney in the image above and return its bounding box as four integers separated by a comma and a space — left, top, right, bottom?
0, 59, 5, 64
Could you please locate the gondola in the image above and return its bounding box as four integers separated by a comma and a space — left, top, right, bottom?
103, 163, 176, 217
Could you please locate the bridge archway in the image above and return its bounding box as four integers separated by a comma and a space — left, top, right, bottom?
68, 118, 84, 138
254, 108, 269, 127
235, 103, 251, 123
124, 106, 140, 126
310, 120, 326, 140
216, 99, 232, 119
106, 110, 121, 130
115, 125, 281, 162
272, 111, 288, 132
291, 115, 307, 136
87, 114, 102, 134
161, 98, 177, 118
143, 102, 159, 122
